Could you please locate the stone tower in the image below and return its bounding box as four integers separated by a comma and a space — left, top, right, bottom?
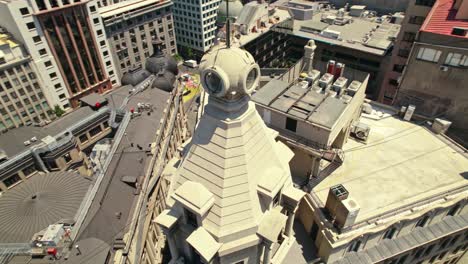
156, 45, 304, 264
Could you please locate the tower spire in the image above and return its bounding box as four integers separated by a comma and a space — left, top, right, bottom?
226, 0, 231, 48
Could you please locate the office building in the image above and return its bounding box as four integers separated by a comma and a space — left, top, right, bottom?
172, 0, 221, 58
378, 0, 436, 104
100, 0, 177, 79
0, 0, 119, 109
395, 0, 468, 144
0, 30, 54, 131
271, 2, 401, 98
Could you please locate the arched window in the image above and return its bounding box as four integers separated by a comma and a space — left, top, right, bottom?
383, 227, 398, 240
348, 239, 362, 252
416, 215, 430, 228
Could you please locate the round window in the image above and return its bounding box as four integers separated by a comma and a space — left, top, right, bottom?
245, 67, 259, 92
204, 71, 223, 95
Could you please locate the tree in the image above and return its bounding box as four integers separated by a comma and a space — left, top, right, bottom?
173, 53, 183, 62
54, 105, 65, 117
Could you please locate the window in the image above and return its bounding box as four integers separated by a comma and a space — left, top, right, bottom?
79, 133, 88, 143
402, 32, 416, 42
415, 0, 435, 6
348, 240, 361, 252
93, 18, 99, 24
4, 173, 21, 187
39, 49, 47, 56
393, 64, 405, 73
48, 160, 58, 169
106, 61, 111, 66
89, 125, 102, 137
285, 117, 297, 132
447, 204, 460, 216
185, 209, 197, 227
417, 47, 441, 63
59, 93, 66, 99
100, 40, 105, 46
64, 153, 72, 163
90, 5, 96, 12
19, 7, 30, 15
97, 29, 103, 36
23, 164, 37, 176
444, 53, 468, 67
452, 27, 468, 37
103, 50, 108, 57
54, 83, 61, 89
409, 16, 425, 25
49, 72, 57, 78
26, 22, 35, 30
388, 79, 399, 86
416, 215, 430, 227
33, 36, 41, 43
45, 61, 52, 67
383, 227, 397, 239
398, 48, 410, 58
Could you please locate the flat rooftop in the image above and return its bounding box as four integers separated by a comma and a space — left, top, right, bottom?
313, 106, 468, 223
252, 62, 368, 129
286, 9, 401, 55
0, 106, 97, 158
234, 8, 291, 47
100, 0, 171, 19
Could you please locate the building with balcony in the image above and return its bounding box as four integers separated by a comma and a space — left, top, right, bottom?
0, 29, 54, 131
99, 0, 177, 79
0, 0, 119, 109
378, 0, 436, 104
395, 0, 468, 146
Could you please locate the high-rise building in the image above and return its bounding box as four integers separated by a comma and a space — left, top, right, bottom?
0, 30, 54, 131
378, 0, 436, 104
0, 0, 119, 109
99, 0, 177, 79
172, 0, 220, 58
395, 0, 468, 143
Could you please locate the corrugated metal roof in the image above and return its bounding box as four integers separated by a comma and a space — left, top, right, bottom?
420, 0, 468, 37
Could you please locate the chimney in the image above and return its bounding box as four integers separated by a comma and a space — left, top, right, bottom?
326, 60, 335, 75
303, 40, 317, 73
325, 184, 360, 230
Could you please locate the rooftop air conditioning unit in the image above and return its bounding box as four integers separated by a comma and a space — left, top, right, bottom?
351, 122, 370, 141
24, 140, 31, 146
332, 77, 348, 95
346, 80, 361, 96
440, 65, 449, 72
318, 73, 334, 90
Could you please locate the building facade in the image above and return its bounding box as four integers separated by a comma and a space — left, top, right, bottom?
172, 0, 220, 57
0, 106, 114, 192
154, 45, 304, 264
395, 0, 468, 143
0, 0, 119, 109
100, 0, 177, 79
378, 0, 435, 104
0, 30, 54, 131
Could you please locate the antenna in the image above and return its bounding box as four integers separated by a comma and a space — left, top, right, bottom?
226, 0, 231, 48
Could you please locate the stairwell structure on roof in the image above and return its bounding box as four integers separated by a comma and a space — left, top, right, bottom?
155, 44, 305, 264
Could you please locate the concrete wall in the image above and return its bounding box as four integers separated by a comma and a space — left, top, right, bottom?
396, 34, 468, 131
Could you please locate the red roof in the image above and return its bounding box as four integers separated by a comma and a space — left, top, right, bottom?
420, 0, 468, 38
